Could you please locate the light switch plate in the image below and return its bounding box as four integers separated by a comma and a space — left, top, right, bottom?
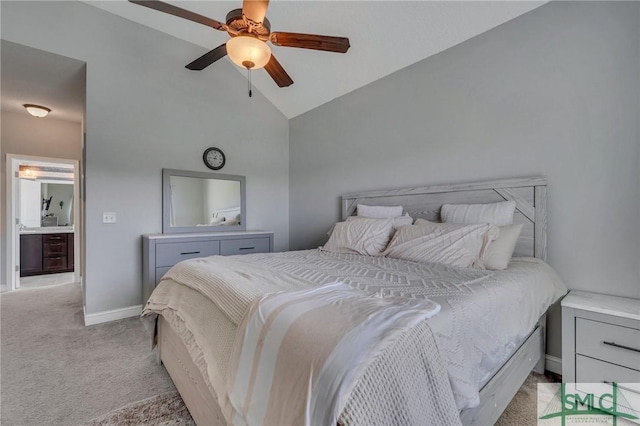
103, 212, 117, 224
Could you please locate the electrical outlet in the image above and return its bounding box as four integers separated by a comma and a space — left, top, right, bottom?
103, 212, 117, 224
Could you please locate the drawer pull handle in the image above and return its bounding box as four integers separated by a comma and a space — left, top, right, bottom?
603, 381, 640, 395
603, 341, 640, 353
180, 251, 201, 255
239, 247, 255, 251
48, 257, 63, 260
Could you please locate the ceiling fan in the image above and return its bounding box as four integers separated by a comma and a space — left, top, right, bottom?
129, 0, 351, 88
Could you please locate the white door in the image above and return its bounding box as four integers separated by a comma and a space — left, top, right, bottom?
20, 179, 41, 228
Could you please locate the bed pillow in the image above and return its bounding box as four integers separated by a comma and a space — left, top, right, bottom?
384, 221, 499, 268
441, 201, 516, 226
321, 218, 394, 256
347, 214, 413, 230
482, 223, 523, 270
357, 204, 403, 218
327, 213, 413, 237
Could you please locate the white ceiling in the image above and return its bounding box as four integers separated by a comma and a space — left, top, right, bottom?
85, 1, 545, 119
1, 40, 86, 123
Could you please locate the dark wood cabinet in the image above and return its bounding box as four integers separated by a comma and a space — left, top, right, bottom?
68, 234, 74, 270
20, 233, 74, 276
20, 234, 43, 276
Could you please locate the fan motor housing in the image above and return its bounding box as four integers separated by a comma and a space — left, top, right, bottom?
226, 8, 271, 39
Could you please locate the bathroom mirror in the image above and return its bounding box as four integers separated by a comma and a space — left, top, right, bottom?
162, 169, 246, 233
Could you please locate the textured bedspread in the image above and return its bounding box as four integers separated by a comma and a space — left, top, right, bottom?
224, 282, 442, 426
142, 249, 566, 424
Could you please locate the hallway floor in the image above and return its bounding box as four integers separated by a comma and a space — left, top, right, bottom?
1, 272, 76, 293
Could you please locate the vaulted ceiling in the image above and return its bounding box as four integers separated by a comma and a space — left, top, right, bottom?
85, 1, 545, 118
87, 0, 544, 118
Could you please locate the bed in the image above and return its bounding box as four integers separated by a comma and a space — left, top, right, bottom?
142, 176, 566, 425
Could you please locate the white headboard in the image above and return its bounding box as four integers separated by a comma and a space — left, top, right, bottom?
342, 177, 547, 260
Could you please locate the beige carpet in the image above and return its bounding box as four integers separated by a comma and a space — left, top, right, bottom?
0, 283, 175, 425
84, 391, 195, 426
1, 282, 556, 425
89, 371, 555, 425
496, 371, 554, 425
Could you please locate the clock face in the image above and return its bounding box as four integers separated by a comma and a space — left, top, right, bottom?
203, 147, 225, 170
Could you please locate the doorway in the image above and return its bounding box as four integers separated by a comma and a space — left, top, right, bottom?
6, 155, 81, 292
1, 40, 86, 295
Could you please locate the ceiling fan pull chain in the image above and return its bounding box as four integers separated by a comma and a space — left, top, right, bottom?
248, 68, 253, 98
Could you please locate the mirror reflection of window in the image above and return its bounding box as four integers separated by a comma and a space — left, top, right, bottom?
169, 176, 241, 228
205, 179, 241, 226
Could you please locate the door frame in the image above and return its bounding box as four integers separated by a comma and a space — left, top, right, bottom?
6, 154, 81, 291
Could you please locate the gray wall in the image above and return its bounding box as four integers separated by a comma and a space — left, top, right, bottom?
0, 111, 83, 279
289, 2, 640, 359
2, 1, 290, 314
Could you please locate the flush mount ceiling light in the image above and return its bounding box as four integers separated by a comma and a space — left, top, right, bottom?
23, 104, 51, 118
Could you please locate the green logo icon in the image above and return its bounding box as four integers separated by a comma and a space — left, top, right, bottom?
540, 382, 639, 425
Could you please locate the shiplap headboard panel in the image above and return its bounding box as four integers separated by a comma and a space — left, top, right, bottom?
342, 177, 547, 260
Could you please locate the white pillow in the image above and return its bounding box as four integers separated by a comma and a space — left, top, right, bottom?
347, 214, 413, 230
384, 221, 499, 268
326, 213, 412, 237
357, 204, 403, 218
482, 223, 523, 270
321, 218, 394, 256
441, 201, 516, 226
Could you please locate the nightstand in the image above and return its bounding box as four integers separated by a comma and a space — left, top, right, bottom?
562, 291, 640, 383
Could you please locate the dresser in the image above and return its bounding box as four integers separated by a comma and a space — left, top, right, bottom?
142, 231, 273, 303
562, 291, 640, 384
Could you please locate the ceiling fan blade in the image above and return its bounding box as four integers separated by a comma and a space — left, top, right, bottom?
242, 0, 269, 25
186, 44, 228, 70
264, 55, 293, 88
269, 32, 350, 53
128, 0, 226, 31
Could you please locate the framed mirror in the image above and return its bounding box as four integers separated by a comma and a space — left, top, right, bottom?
162, 169, 246, 233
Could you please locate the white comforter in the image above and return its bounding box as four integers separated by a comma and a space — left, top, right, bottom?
142, 249, 567, 424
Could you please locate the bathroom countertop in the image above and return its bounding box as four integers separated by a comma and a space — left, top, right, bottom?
20, 226, 74, 235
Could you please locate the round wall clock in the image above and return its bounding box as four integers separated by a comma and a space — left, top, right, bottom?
203, 147, 226, 170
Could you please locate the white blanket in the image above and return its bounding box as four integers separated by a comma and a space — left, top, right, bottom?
223, 282, 441, 426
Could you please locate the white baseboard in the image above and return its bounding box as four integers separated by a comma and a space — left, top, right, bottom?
83, 304, 142, 326
545, 355, 562, 375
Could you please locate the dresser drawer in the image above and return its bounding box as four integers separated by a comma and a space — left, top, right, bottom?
220, 238, 270, 256
44, 242, 67, 256
155, 267, 172, 285
43, 234, 66, 243
576, 318, 640, 370
43, 256, 68, 272
156, 241, 220, 267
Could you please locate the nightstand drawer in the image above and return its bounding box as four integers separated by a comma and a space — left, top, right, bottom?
576, 318, 640, 370
156, 241, 220, 267
576, 355, 640, 417
220, 238, 270, 256
576, 354, 640, 383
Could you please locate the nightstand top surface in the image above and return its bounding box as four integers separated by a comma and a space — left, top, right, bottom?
562, 290, 640, 321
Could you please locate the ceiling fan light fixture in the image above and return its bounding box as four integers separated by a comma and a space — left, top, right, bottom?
226, 34, 271, 70
23, 104, 51, 118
